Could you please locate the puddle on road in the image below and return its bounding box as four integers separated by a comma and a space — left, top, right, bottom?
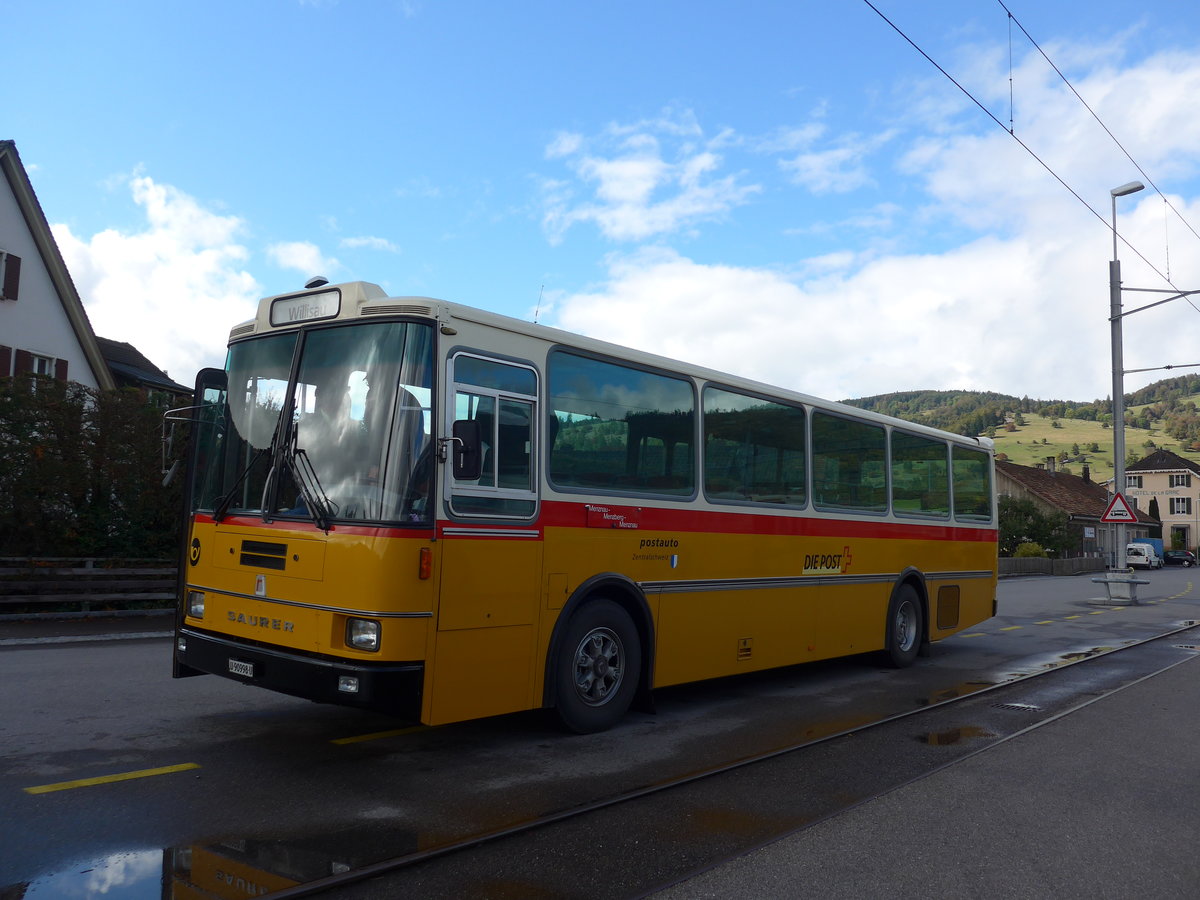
918, 725, 996, 746
2, 834, 400, 900
4, 849, 162, 899
918, 682, 997, 706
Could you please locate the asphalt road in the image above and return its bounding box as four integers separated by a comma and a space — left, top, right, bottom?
1, 568, 1196, 897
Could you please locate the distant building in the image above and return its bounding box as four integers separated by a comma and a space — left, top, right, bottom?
997, 458, 1157, 563
0, 139, 114, 389
97, 337, 190, 405
1, 139, 187, 407
1125, 448, 1200, 552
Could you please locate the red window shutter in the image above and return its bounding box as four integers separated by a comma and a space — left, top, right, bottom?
2, 254, 19, 301
55, 358, 69, 381
0, 344, 10, 376
14, 349, 32, 374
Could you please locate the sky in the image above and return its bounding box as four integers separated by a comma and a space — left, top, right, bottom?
8, 0, 1200, 403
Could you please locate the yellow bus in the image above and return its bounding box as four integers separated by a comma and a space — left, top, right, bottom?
172, 279, 997, 733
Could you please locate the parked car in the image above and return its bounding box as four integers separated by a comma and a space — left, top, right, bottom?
1163, 550, 1197, 567
1126, 543, 1164, 569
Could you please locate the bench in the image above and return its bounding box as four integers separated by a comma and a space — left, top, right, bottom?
1089, 570, 1151, 605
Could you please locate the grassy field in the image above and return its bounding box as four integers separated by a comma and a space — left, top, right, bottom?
988, 411, 1200, 475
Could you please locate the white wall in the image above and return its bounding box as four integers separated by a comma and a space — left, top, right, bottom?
0, 170, 102, 389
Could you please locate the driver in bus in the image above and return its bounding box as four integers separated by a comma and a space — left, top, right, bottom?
297, 375, 360, 505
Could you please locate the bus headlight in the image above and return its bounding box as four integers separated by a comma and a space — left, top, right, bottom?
346, 618, 380, 651
187, 591, 206, 619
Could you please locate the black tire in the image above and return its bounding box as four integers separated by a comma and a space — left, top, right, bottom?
553, 599, 642, 734
884, 584, 924, 668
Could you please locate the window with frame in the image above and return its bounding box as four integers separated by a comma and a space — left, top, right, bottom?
952, 446, 992, 521
1170, 496, 1192, 515
812, 411, 887, 513
1126, 475, 1143, 489
703, 386, 805, 506
891, 431, 951, 518
0, 250, 20, 301
1170, 473, 1192, 488
548, 351, 695, 497
449, 354, 538, 518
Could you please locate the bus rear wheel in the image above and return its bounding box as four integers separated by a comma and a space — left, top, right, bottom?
884, 585, 923, 668
554, 599, 641, 734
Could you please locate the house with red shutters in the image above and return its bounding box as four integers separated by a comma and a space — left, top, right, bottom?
0, 140, 115, 390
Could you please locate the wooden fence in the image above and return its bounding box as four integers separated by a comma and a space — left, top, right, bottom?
998, 556, 1107, 577
0, 558, 177, 619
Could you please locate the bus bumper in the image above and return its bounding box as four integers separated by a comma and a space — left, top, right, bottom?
174, 627, 424, 719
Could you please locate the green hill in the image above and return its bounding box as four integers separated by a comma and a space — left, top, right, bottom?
843, 376, 1200, 476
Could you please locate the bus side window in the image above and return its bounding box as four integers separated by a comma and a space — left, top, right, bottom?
448, 355, 538, 518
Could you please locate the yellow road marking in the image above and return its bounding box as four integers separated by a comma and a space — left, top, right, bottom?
1064, 615, 1082, 620
331, 726, 425, 745
1000, 625, 1023, 631
1089, 610, 1107, 615
25, 763, 200, 795
959, 632, 987, 638
1035, 620, 1055, 625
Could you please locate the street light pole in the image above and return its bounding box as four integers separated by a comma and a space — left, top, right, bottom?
1110, 180, 1145, 568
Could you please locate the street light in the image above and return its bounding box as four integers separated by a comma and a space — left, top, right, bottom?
1109, 180, 1144, 568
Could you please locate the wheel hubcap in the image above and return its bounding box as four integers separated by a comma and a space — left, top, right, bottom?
895, 601, 917, 652
573, 627, 623, 707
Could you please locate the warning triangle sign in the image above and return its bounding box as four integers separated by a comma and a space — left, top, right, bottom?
1101, 492, 1137, 523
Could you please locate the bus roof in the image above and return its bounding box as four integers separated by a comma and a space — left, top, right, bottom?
234, 280, 994, 451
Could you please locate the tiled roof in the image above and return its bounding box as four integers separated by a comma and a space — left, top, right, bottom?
1126, 448, 1200, 475
996, 459, 1158, 524
96, 337, 189, 393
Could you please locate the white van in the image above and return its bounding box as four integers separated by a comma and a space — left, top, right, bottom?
1126, 543, 1163, 569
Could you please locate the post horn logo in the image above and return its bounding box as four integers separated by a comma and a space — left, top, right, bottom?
189, 537, 201, 566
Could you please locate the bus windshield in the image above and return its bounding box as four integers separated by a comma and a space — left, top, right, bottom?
193, 320, 435, 525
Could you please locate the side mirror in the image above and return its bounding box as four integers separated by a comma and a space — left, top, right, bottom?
452, 419, 483, 480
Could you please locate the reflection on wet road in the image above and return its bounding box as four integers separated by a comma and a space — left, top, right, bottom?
2, 572, 1197, 898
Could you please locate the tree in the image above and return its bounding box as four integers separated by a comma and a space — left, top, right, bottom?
998, 495, 1078, 557
0, 374, 182, 557
1148, 497, 1162, 538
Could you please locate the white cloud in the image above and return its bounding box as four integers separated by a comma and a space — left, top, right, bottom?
545, 131, 583, 159
550, 200, 1200, 405
773, 127, 897, 195
53, 174, 261, 384
267, 240, 339, 276
549, 41, 1200, 404
541, 112, 761, 243
339, 235, 399, 253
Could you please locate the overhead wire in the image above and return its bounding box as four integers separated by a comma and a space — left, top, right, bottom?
997, 0, 1200, 251
860, 0, 1190, 302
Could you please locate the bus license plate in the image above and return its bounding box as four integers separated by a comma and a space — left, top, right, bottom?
228, 658, 255, 678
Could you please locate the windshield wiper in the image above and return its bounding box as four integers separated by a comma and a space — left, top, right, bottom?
212, 448, 268, 523
284, 443, 337, 533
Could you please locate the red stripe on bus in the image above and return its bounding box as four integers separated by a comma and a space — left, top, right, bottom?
537, 500, 997, 542
191, 513, 433, 540
193, 505, 996, 543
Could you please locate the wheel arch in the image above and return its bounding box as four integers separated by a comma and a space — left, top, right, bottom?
888, 567, 930, 648
542, 572, 655, 711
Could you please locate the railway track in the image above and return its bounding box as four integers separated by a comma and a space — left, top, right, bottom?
265, 619, 1200, 899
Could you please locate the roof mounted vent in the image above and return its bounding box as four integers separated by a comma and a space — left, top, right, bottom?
305, 275, 329, 289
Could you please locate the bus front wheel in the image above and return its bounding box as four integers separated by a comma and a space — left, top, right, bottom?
884, 585, 923, 668
553, 599, 642, 734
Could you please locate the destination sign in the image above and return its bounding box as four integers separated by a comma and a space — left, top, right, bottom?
270, 289, 341, 326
